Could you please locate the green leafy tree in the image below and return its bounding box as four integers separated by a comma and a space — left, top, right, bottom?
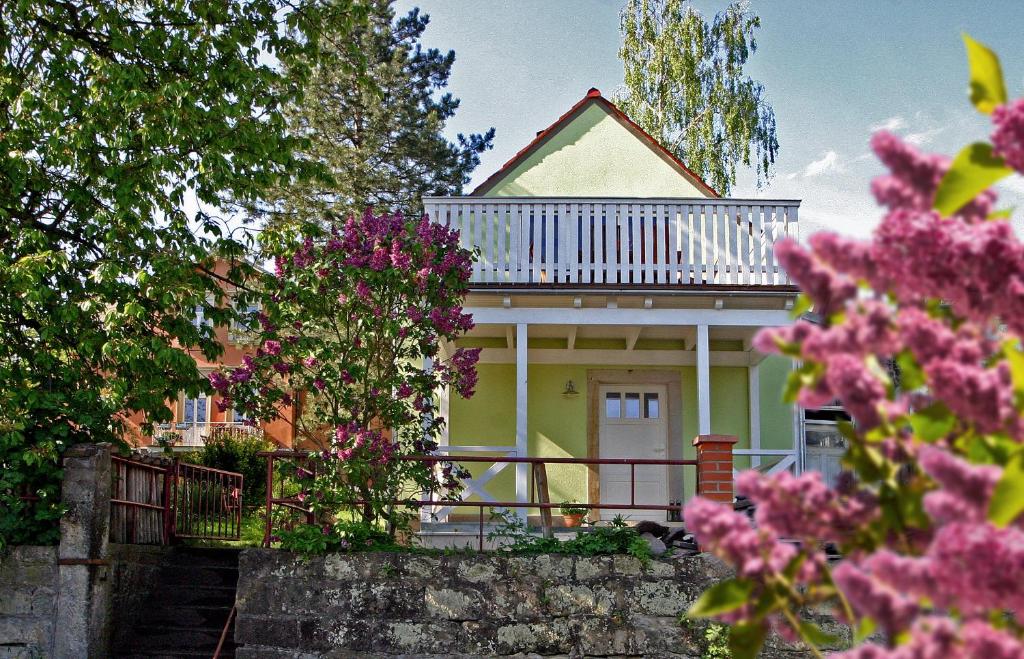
0, 0, 368, 548
256, 0, 495, 226
618, 0, 779, 194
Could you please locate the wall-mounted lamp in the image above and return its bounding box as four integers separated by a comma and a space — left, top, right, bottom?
562, 379, 580, 399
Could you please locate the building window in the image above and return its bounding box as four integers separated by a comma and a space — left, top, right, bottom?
644, 393, 660, 419
605, 393, 621, 418
624, 392, 641, 419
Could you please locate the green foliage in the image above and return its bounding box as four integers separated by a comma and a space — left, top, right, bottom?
963, 33, 1007, 114
487, 512, 652, 565
194, 427, 273, 505
254, 0, 494, 225
558, 500, 588, 516
989, 448, 1024, 527
0, 0, 370, 546
617, 0, 779, 194
934, 142, 1012, 216
689, 578, 754, 618
277, 520, 398, 556
680, 617, 733, 659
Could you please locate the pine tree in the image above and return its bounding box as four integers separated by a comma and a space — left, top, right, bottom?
266, 1, 494, 225
618, 0, 779, 195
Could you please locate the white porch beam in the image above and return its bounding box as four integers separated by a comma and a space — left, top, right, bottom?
697, 324, 711, 435
567, 326, 577, 351
466, 306, 792, 327
748, 363, 761, 468
515, 323, 529, 520
505, 326, 515, 350
474, 348, 754, 367
625, 327, 642, 351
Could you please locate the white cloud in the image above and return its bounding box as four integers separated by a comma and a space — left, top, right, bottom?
904, 126, 946, 146
801, 150, 841, 178
998, 175, 1024, 196
869, 115, 907, 133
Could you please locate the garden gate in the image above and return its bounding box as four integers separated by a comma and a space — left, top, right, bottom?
110, 455, 243, 544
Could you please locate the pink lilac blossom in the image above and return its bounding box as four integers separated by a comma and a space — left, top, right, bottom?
992, 99, 1024, 172
773, 239, 857, 317
835, 617, 1024, 659
736, 470, 876, 541
823, 354, 887, 429
917, 447, 1000, 524
832, 561, 919, 638
684, 497, 797, 579
690, 121, 1024, 654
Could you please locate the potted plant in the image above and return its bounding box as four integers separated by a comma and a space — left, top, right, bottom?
559, 501, 588, 527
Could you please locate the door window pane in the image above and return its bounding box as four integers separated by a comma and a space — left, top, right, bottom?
605, 393, 621, 418
183, 396, 207, 425
644, 393, 660, 419
624, 393, 641, 419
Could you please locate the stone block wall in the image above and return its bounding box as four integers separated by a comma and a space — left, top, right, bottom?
0, 546, 58, 658
108, 544, 173, 654
235, 549, 738, 657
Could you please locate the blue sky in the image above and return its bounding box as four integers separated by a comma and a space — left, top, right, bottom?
394, 0, 1024, 238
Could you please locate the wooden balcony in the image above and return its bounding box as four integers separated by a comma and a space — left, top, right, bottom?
424, 197, 800, 288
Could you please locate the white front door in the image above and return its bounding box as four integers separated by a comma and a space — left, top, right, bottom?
599, 384, 668, 522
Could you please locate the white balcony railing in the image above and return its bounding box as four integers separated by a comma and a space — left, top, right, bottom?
424, 197, 799, 287
155, 421, 263, 448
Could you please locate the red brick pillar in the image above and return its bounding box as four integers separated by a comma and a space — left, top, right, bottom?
694, 434, 737, 503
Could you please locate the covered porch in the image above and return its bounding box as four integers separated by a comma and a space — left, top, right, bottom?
427, 292, 802, 523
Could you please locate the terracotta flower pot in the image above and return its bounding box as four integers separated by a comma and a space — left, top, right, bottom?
562, 513, 584, 528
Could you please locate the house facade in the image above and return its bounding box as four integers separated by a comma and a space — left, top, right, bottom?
125, 260, 299, 452
423, 88, 804, 521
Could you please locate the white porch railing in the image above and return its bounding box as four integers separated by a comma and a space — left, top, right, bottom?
420, 444, 519, 521
423, 197, 799, 286
156, 421, 264, 448
732, 448, 799, 479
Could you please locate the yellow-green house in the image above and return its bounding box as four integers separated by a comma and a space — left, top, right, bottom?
422, 88, 806, 524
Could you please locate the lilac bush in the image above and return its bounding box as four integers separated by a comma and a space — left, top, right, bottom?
684, 36, 1024, 657
211, 210, 479, 541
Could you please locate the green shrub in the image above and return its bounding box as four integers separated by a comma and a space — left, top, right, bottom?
487, 512, 652, 566
193, 427, 272, 505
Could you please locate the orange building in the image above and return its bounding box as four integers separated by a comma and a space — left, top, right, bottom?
127, 260, 298, 452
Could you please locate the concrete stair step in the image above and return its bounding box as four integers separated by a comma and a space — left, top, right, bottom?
141, 604, 234, 628
157, 564, 238, 589
162, 546, 241, 568
150, 583, 237, 607
120, 625, 227, 651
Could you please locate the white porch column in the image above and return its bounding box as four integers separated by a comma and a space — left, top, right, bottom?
515, 323, 529, 520
696, 324, 711, 436
748, 363, 761, 468
421, 356, 434, 522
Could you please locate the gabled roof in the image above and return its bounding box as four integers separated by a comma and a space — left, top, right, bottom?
471, 88, 720, 198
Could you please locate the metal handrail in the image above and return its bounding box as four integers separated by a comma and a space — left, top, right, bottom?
258, 451, 699, 549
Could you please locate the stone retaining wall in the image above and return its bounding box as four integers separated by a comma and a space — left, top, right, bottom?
236, 549, 736, 657
108, 544, 173, 654
0, 546, 58, 659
